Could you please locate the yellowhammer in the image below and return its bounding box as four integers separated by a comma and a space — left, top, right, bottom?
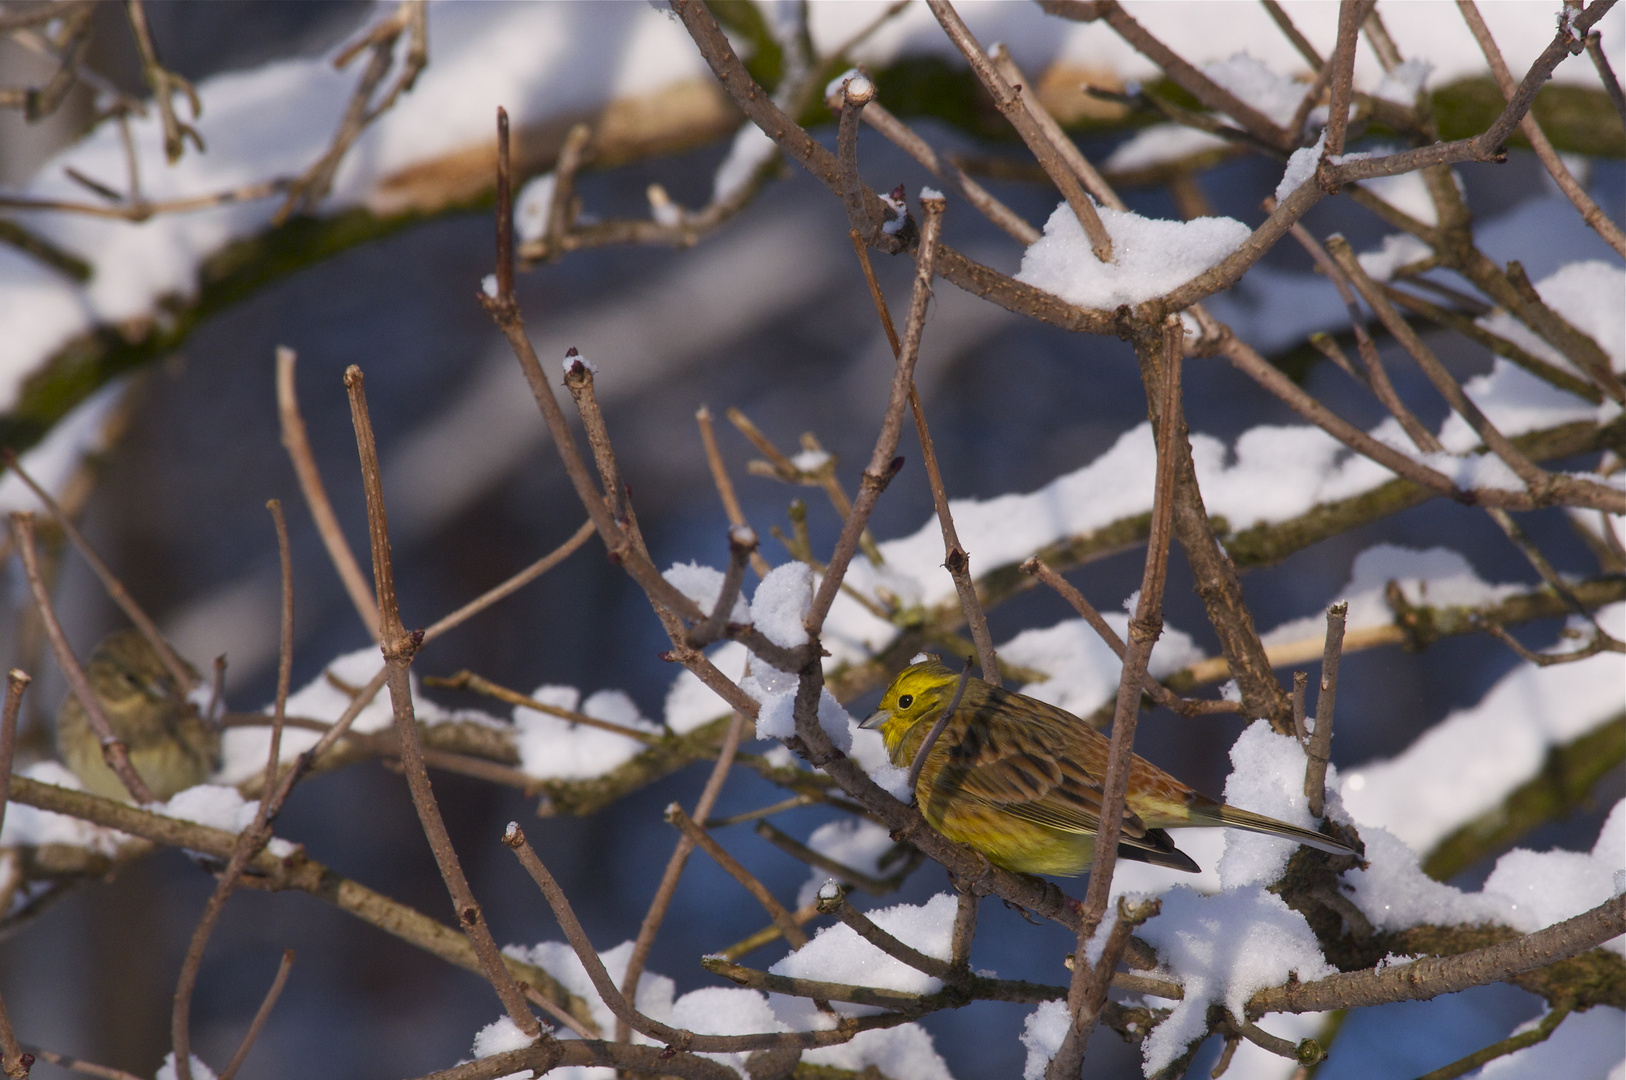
862, 658, 1357, 875
57, 629, 218, 802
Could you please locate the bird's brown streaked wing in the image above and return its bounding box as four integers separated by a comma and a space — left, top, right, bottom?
929, 696, 1152, 840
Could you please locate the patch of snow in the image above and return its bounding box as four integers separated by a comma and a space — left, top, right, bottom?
1016, 203, 1250, 309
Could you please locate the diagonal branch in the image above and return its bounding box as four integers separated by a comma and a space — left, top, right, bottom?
8, 512, 153, 804
345, 366, 542, 1038
928, 0, 1114, 260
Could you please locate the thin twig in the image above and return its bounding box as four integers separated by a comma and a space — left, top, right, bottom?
907, 659, 974, 795
1586, 32, 1626, 125
712, 902, 822, 963
0, 670, 29, 846
1413, 1004, 1572, 1080
17, 1047, 134, 1080
276, 347, 381, 640
2, 451, 197, 691
696, 406, 771, 577
842, 194, 997, 683
345, 365, 542, 1038
817, 884, 954, 980
540, 124, 593, 262
274, 0, 427, 224
1278, 219, 1440, 452
617, 709, 749, 1041
1046, 319, 1183, 1079
1020, 557, 1238, 715
0, 178, 290, 221
1459, 0, 1624, 257
667, 804, 808, 948
1304, 602, 1346, 818
8, 513, 153, 803
125, 0, 202, 162
1323, 236, 1555, 497
420, 519, 596, 643
263, 502, 295, 811
990, 46, 1126, 211
835, 75, 879, 241
1322, 1, 1364, 159
928, 0, 1114, 260
169, 501, 300, 1080
0, 967, 27, 1079
479, 110, 708, 625
859, 100, 1038, 244
806, 197, 946, 632
1261, 0, 1324, 68
1043, 1, 1294, 150
216, 949, 295, 1080
424, 670, 659, 742
505, 824, 898, 1054
6, 775, 594, 1031
1291, 671, 1309, 744
752, 820, 917, 895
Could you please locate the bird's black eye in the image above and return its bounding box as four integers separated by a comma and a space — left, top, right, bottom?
897, 694, 913, 709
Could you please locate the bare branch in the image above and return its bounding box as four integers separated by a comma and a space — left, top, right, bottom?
928, 0, 1115, 260
276, 347, 382, 640
1415, 1004, 1572, 1080
990, 46, 1126, 211
860, 100, 1039, 244
1459, 0, 1625, 257
1261, 0, 1324, 68
2, 451, 197, 690
1586, 31, 1626, 124
125, 0, 203, 162
1322, 2, 1365, 159
807, 197, 945, 633
1047, 320, 1183, 1079
1304, 602, 1346, 818
345, 365, 542, 1038
0, 669, 30, 846
8, 513, 153, 804
1248, 894, 1626, 1016
696, 406, 771, 577
666, 804, 808, 949
617, 709, 748, 1039
1042, 0, 1294, 150
216, 949, 295, 1080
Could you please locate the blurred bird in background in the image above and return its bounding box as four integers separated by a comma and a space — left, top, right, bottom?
56, 629, 218, 802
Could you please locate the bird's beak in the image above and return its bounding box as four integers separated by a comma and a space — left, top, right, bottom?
859, 708, 889, 730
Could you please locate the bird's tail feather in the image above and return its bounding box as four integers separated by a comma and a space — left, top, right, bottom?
1206, 804, 1358, 857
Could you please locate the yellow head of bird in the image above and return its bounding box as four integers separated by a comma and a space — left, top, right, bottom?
860, 658, 962, 759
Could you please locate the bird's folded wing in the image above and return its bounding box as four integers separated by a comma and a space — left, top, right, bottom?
939, 706, 1150, 840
